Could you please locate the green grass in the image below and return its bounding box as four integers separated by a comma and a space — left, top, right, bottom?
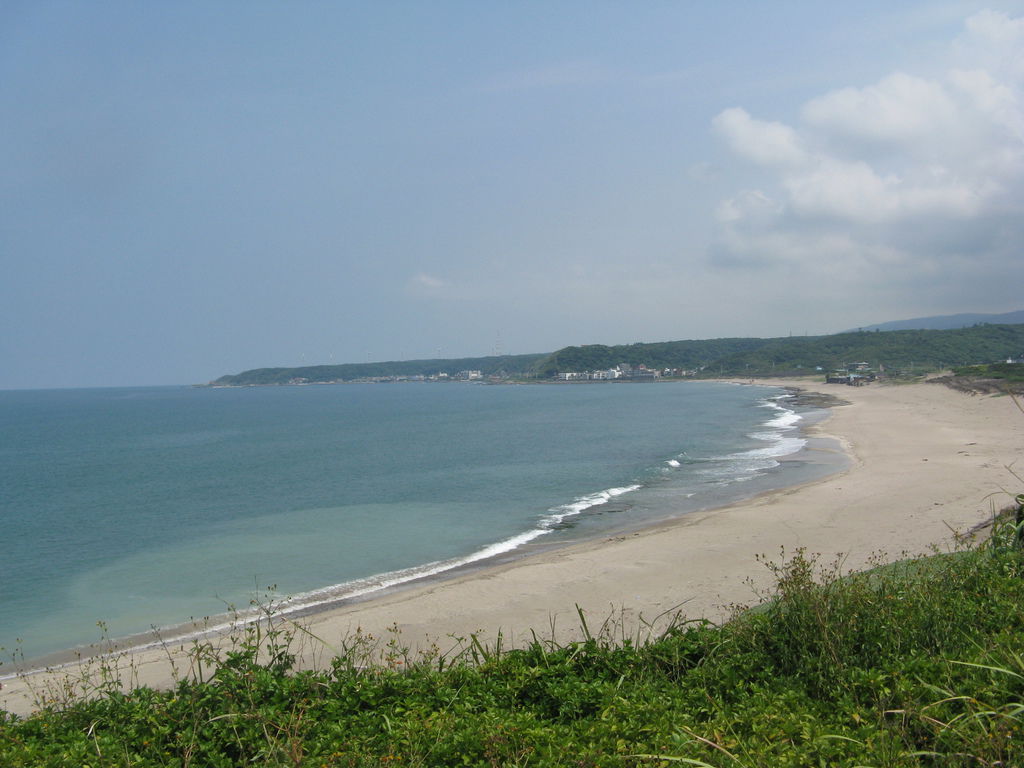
3, 517, 1024, 767
951, 362, 1024, 384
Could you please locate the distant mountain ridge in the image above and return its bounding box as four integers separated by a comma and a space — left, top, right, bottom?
852, 309, 1024, 332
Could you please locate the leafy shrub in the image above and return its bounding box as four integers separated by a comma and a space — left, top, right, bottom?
3, 528, 1024, 766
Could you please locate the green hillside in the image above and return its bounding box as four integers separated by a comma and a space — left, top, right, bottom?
211, 324, 1024, 384
212, 353, 549, 385
537, 323, 1024, 378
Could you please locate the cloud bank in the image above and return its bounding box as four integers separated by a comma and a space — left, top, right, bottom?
710, 10, 1024, 314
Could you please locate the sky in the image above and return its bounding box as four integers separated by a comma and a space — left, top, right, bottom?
3, 2, 1024, 388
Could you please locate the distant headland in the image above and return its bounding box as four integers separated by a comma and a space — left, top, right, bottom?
208, 321, 1024, 387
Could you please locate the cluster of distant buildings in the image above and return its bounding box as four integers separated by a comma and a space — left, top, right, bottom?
286, 370, 485, 386
553, 362, 881, 386
554, 364, 697, 381
273, 355, 1024, 388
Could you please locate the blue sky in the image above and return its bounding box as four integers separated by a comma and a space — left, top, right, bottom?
3, 2, 1024, 388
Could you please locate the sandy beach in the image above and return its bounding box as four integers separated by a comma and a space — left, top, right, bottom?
4, 377, 1022, 716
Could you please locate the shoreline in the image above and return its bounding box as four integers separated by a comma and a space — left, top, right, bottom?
4, 377, 1022, 716
2, 380, 827, 675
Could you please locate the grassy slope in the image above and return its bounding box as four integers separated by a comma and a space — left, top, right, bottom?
3, 514, 1024, 767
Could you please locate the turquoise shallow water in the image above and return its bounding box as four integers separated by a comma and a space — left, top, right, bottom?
0, 381, 837, 664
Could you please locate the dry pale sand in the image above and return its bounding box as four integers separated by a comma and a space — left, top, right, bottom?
4, 378, 1022, 716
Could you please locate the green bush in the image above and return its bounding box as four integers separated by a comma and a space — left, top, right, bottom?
3, 524, 1024, 766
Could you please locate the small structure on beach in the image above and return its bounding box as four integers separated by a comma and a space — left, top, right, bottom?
827, 371, 871, 386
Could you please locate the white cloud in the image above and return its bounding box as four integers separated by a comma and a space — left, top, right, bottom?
956, 9, 1024, 80
715, 189, 779, 224
709, 8, 1024, 310
801, 72, 957, 147
712, 107, 809, 168
783, 157, 984, 221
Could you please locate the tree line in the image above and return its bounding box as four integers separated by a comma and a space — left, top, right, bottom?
212, 323, 1024, 384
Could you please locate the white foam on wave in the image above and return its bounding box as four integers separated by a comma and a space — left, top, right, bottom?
694, 396, 806, 484
744, 435, 806, 459
16, 481, 653, 669
5, 494, 635, 676
666, 459, 681, 468
762, 409, 802, 429
543, 484, 643, 525
268, 485, 643, 620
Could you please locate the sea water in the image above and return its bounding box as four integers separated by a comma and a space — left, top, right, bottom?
0, 381, 841, 665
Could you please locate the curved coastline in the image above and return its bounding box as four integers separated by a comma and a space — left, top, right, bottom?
5, 377, 1021, 717
2, 381, 832, 676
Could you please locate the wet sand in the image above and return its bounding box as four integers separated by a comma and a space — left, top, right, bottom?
4, 378, 1022, 716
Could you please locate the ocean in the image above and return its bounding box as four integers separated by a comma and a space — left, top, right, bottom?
0, 380, 842, 667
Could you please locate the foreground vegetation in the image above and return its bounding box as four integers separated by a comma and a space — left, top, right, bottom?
3, 509, 1024, 767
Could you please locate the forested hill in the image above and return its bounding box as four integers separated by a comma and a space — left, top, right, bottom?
211, 352, 550, 385
537, 323, 1024, 377
210, 324, 1024, 385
